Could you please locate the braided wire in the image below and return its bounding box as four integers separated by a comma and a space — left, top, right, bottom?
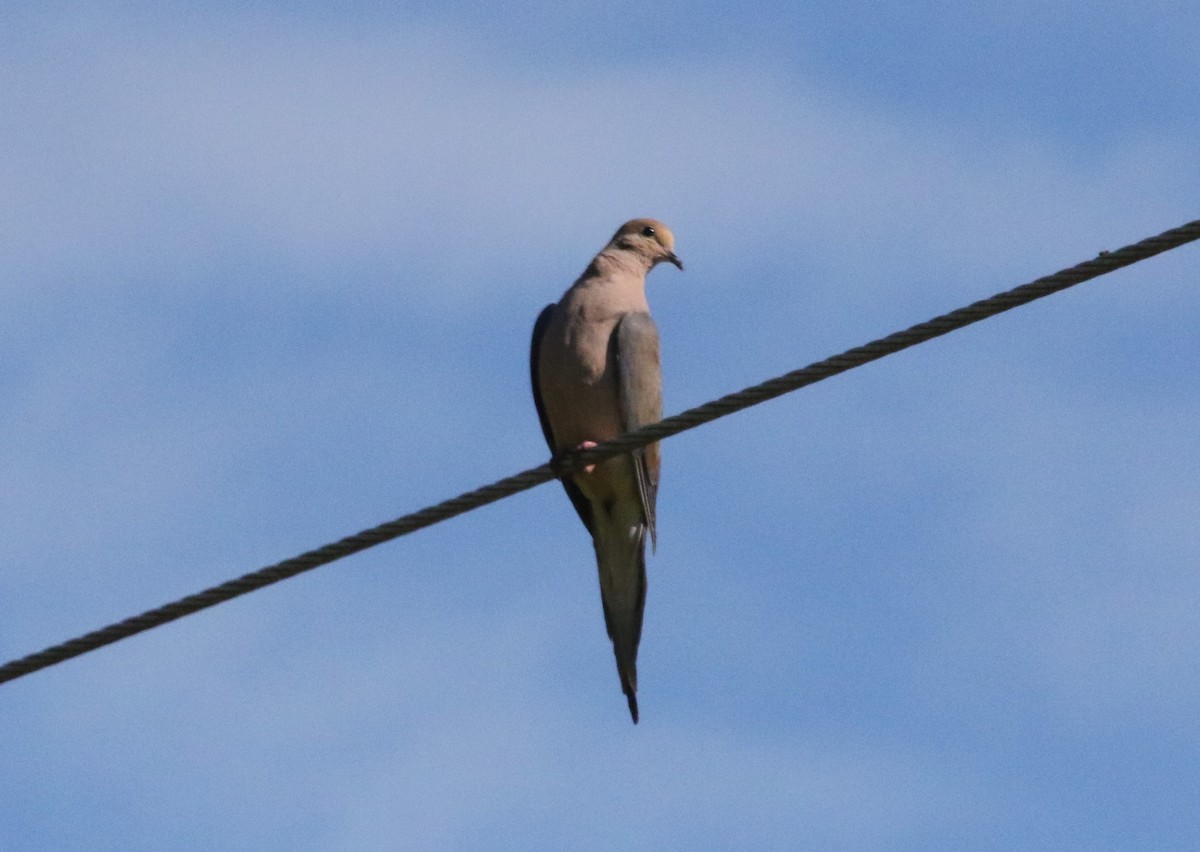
2, 218, 1197, 686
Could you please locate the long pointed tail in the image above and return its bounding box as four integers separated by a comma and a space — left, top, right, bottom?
593, 512, 648, 724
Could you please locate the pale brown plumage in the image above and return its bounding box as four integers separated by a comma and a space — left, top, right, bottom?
531, 218, 682, 723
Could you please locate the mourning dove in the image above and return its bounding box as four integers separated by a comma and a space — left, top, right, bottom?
530, 218, 683, 723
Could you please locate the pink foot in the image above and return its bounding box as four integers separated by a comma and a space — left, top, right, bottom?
574, 441, 599, 474
552, 440, 599, 475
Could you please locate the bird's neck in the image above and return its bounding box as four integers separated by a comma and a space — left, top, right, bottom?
565, 252, 651, 313
588, 248, 652, 279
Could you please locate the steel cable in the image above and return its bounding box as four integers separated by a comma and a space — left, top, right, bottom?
2, 218, 1197, 686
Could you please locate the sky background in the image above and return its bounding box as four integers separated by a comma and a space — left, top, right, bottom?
2, 2, 1199, 849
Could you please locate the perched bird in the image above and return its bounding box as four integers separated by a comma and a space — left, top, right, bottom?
530, 218, 683, 723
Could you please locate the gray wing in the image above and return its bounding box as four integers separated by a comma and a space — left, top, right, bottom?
612, 312, 662, 549
531, 303, 595, 536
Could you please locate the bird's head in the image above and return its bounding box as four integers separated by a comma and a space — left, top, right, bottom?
610, 218, 684, 271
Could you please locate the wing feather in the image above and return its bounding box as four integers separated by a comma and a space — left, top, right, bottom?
531, 303, 595, 535
612, 312, 662, 549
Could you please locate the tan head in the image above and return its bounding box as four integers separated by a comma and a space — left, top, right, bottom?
608, 218, 684, 271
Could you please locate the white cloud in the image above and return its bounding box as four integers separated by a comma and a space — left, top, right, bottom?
3, 9, 1194, 311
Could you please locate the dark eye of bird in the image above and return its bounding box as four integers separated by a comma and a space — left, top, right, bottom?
641, 226, 655, 237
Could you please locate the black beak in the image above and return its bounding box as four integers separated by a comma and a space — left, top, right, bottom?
666, 253, 684, 270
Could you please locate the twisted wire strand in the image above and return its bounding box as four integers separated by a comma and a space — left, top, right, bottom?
2, 218, 1197, 686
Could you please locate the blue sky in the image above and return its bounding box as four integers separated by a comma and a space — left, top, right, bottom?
2, 3, 1199, 849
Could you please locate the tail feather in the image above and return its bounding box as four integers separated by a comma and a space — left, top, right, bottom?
594, 511, 648, 724
623, 673, 640, 724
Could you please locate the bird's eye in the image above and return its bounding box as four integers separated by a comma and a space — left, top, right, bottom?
641, 226, 656, 237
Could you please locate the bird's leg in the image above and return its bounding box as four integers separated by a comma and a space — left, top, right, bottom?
574, 440, 599, 474
551, 440, 599, 476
